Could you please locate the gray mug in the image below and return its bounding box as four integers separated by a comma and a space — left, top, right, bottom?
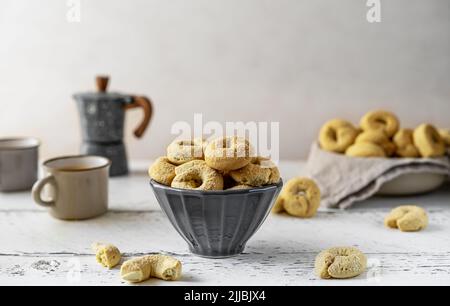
32, 155, 111, 220
0, 138, 40, 192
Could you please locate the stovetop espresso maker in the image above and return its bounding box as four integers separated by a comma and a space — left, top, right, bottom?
74, 76, 152, 176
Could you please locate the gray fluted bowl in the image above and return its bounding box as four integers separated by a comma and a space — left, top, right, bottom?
150, 179, 283, 258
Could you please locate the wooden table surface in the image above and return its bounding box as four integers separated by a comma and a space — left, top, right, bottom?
0, 161, 449, 286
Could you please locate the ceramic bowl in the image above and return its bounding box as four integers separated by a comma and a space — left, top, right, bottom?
376, 172, 447, 196
150, 179, 283, 258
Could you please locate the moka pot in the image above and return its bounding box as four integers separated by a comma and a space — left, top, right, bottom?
74, 76, 152, 176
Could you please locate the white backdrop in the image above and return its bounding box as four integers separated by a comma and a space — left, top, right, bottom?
1, 0, 449, 160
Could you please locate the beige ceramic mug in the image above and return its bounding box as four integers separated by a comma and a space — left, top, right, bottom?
32, 155, 111, 220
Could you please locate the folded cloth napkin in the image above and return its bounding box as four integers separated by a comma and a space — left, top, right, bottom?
306, 143, 450, 209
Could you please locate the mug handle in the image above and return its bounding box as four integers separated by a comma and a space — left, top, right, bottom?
124, 95, 153, 138
32, 175, 56, 207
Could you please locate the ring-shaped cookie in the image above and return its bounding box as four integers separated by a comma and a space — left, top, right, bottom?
345, 142, 386, 158
171, 160, 223, 190
229, 157, 280, 187
393, 129, 420, 158
413, 124, 446, 158
360, 110, 399, 137
319, 119, 359, 153
277, 177, 321, 218
227, 185, 252, 190
384, 205, 428, 232
355, 130, 396, 156
315, 247, 367, 279
148, 157, 176, 186
167, 138, 204, 165
204, 136, 253, 171
438, 129, 450, 146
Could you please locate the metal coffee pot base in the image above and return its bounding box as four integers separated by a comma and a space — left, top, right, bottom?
81, 141, 128, 177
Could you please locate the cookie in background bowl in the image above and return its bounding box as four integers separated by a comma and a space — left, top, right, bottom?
413, 124, 446, 158
360, 110, 399, 137
438, 129, 450, 146
393, 129, 420, 158
318, 119, 359, 154
345, 142, 386, 158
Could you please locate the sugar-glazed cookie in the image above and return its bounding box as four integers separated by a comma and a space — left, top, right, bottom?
384, 205, 428, 232
315, 247, 367, 279
204, 136, 253, 171
172, 160, 223, 190
229, 157, 280, 187
167, 138, 204, 165
227, 184, 252, 190
148, 157, 176, 186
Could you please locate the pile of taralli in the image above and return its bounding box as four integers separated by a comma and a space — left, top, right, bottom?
149, 136, 280, 190
319, 110, 450, 158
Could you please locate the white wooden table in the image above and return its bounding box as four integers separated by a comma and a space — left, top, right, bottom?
1, 161, 449, 286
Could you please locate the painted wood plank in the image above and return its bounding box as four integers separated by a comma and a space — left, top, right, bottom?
1, 251, 449, 286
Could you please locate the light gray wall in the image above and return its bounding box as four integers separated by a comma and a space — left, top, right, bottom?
1, 0, 449, 160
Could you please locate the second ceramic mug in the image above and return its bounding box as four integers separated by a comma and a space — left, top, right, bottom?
32, 155, 111, 220
0, 137, 40, 192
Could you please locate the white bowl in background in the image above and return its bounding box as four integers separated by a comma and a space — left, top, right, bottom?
377, 172, 447, 196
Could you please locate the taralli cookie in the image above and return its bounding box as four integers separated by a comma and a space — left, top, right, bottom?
315, 247, 367, 279
121, 254, 182, 283
273, 177, 321, 218
393, 129, 420, 158
227, 184, 252, 190
255, 157, 281, 184
355, 130, 396, 156
92, 242, 121, 269
360, 110, 399, 137
229, 157, 280, 187
413, 124, 446, 158
319, 119, 359, 153
384, 205, 428, 232
148, 157, 176, 185
268, 165, 281, 184
438, 129, 450, 146
272, 196, 285, 214
345, 142, 386, 158
167, 138, 204, 165
204, 136, 253, 171
172, 160, 223, 190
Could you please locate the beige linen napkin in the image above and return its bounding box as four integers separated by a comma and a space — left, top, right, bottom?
306, 143, 450, 209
